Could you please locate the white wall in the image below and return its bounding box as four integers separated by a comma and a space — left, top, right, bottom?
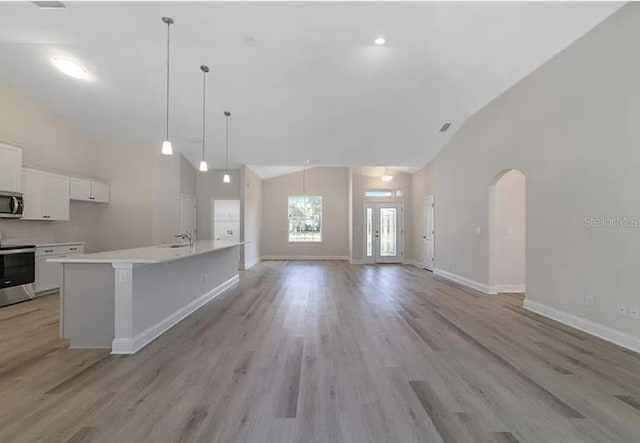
489, 169, 525, 291
261, 167, 349, 259
410, 4, 640, 341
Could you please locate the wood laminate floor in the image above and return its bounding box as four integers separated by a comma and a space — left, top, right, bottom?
1, 261, 640, 442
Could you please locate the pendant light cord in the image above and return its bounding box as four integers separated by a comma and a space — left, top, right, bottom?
201, 69, 206, 162
225, 114, 229, 174
165, 19, 171, 141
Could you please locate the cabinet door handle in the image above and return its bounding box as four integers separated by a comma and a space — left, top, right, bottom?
44, 249, 54, 253
69, 248, 78, 251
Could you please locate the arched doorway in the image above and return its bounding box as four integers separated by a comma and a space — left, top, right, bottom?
489, 169, 526, 294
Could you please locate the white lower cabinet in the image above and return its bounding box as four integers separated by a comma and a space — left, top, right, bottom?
35, 244, 84, 294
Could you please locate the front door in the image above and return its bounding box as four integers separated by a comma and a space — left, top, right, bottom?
423, 195, 435, 270
365, 203, 403, 264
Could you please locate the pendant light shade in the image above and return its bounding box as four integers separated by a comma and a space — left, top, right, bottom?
161, 140, 173, 155
199, 65, 210, 172
223, 111, 231, 183
161, 17, 174, 155
381, 168, 394, 182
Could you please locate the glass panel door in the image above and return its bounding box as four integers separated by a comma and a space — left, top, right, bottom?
364, 203, 403, 264
379, 208, 397, 257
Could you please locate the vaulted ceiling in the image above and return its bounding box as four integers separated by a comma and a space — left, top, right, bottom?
0, 2, 621, 176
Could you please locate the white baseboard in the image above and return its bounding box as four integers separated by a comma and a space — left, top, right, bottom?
434, 268, 492, 294
111, 274, 240, 355
523, 299, 640, 354
262, 255, 350, 261
349, 258, 364, 265
244, 257, 261, 270
491, 284, 526, 294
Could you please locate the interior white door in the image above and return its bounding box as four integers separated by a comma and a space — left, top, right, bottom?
364, 202, 403, 264
423, 195, 435, 270
180, 194, 197, 234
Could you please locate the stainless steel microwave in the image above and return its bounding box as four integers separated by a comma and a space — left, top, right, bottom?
0, 190, 24, 219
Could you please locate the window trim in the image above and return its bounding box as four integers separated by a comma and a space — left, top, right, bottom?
287, 195, 323, 243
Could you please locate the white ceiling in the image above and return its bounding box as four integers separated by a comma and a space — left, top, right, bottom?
0, 2, 621, 177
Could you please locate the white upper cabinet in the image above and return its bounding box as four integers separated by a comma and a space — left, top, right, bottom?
45, 173, 71, 220
0, 143, 23, 192
22, 168, 70, 221
91, 181, 109, 203
69, 177, 91, 201
70, 177, 109, 203
22, 168, 45, 219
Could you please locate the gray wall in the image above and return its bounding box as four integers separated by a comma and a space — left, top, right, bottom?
195, 169, 241, 240
242, 166, 263, 268
410, 4, 640, 338
262, 167, 349, 258
152, 152, 199, 245
489, 169, 526, 289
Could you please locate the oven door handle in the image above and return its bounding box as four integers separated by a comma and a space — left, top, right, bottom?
0, 248, 35, 255
11, 196, 19, 214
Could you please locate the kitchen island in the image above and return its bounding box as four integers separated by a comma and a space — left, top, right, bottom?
50, 240, 243, 354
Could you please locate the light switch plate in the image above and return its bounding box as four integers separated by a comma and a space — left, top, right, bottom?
585, 295, 594, 306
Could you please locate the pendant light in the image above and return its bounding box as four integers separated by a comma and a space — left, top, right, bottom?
381, 168, 394, 182
161, 17, 174, 155
223, 111, 231, 183
199, 65, 210, 172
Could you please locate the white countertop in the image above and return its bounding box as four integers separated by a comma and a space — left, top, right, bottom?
48, 240, 244, 264
35, 241, 86, 248
1, 239, 85, 248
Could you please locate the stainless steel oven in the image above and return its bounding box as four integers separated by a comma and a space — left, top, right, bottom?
0, 190, 24, 219
0, 246, 35, 308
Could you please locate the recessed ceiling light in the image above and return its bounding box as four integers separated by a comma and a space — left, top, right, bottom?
51, 56, 89, 80
374, 37, 386, 46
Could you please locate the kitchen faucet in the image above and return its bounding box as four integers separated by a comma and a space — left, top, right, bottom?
175, 231, 194, 247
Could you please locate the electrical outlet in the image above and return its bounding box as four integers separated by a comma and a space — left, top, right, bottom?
630, 306, 640, 320
617, 303, 628, 316
585, 295, 594, 306
201, 273, 208, 283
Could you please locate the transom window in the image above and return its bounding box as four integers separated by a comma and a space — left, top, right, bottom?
365, 189, 403, 198
288, 196, 322, 242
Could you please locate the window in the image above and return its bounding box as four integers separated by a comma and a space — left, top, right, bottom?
288, 196, 322, 242
365, 189, 403, 198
